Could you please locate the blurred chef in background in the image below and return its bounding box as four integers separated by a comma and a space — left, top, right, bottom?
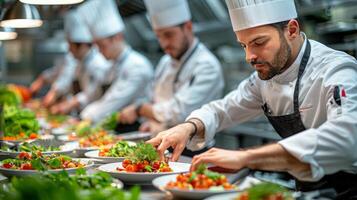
42, 9, 111, 115
78, 0, 154, 127
119, 0, 224, 145
147, 0, 357, 198
29, 53, 77, 96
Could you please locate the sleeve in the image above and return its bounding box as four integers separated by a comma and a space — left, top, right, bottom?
186, 73, 264, 151
51, 63, 76, 95
80, 62, 153, 123
152, 61, 224, 126
279, 64, 357, 181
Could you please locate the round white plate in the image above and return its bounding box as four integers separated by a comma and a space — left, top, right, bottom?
204, 192, 240, 200
84, 150, 125, 164
51, 127, 71, 136
0, 159, 94, 178
152, 174, 240, 199
98, 162, 190, 184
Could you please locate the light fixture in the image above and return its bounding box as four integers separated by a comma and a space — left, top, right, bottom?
0, 1, 43, 28
19, 0, 84, 5
0, 27, 17, 40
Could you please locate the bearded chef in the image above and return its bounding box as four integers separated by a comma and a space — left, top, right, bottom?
43, 10, 111, 114
119, 0, 224, 146
147, 0, 357, 198
78, 0, 154, 124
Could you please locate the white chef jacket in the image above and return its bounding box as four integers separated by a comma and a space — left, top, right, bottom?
52, 48, 111, 108
51, 53, 77, 91
80, 46, 154, 123
187, 33, 357, 181
152, 38, 224, 126
41, 55, 72, 83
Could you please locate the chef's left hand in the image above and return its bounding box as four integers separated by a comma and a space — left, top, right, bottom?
190, 148, 248, 172
120, 105, 138, 124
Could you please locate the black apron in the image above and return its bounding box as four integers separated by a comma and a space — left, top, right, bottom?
262, 40, 357, 199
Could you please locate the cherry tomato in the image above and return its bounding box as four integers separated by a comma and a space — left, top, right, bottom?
18, 152, 31, 160
3, 163, 13, 169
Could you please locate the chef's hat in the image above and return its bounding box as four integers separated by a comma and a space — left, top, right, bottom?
144, 0, 191, 29
64, 10, 92, 43
77, 0, 125, 39
225, 0, 297, 31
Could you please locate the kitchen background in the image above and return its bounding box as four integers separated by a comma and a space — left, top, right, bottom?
1, 0, 357, 149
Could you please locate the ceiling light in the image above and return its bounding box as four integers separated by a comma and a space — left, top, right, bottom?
1, 1, 43, 28
0, 27, 17, 40
19, 0, 84, 5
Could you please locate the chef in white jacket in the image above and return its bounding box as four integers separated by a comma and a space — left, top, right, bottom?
148, 0, 357, 198
120, 0, 224, 139
30, 53, 76, 95
78, 0, 154, 124
44, 10, 111, 114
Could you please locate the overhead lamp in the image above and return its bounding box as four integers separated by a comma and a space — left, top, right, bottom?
0, 27, 17, 40
19, 0, 84, 5
0, 1, 43, 28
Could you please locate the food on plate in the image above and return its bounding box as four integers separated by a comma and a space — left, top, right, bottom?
236, 182, 294, 200
45, 114, 70, 128
99, 141, 134, 157
116, 143, 172, 173
0, 169, 140, 200
1, 151, 85, 170
95, 112, 119, 131
0, 142, 60, 152
166, 164, 235, 190
78, 130, 118, 148
2, 104, 39, 141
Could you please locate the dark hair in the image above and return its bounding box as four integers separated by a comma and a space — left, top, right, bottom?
270, 19, 299, 34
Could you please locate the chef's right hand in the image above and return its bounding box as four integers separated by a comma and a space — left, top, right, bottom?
146, 123, 194, 162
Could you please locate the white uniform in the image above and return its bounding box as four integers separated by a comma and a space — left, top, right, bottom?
52, 48, 111, 108
51, 53, 77, 93
153, 38, 224, 126
80, 47, 154, 123
41, 54, 73, 84
187, 34, 357, 181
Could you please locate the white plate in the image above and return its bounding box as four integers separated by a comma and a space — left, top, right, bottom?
152, 174, 240, 199
204, 193, 240, 200
51, 127, 71, 135
84, 150, 125, 163
98, 162, 190, 184
0, 159, 94, 178
57, 135, 77, 142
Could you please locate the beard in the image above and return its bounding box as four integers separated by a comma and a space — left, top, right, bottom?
251, 35, 291, 80
169, 34, 190, 60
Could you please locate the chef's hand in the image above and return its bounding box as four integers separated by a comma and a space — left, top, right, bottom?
190, 148, 248, 172
42, 90, 56, 107
120, 104, 138, 124
146, 123, 194, 162
30, 76, 44, 95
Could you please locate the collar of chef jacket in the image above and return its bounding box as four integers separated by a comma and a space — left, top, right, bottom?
269, 32, 307, 85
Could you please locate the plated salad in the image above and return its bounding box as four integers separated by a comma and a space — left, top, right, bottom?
98, 141, 134, 157
116, 143, 172, 173
166, 164, 235, 190
236, 182, 294, 200
0, 142, 60, 153
0, 169, 140, 200
1, 151, 85, 170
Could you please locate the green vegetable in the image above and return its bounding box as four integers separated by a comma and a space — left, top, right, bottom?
0, 86, 20, 106
126, 142, 159, 163
246, 182, 293, 200
95, 112, 119, 131
3, 105, 39, 138
0, 170, 141, 200
106, 141, 134, 157
194, 164, 223, 180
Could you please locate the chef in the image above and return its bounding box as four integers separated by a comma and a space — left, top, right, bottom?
44, 10, 111, 114
78, 0, 154, 124
119, 0, 224, 141
30, 53, 77, 95
148, 0, 357, 198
